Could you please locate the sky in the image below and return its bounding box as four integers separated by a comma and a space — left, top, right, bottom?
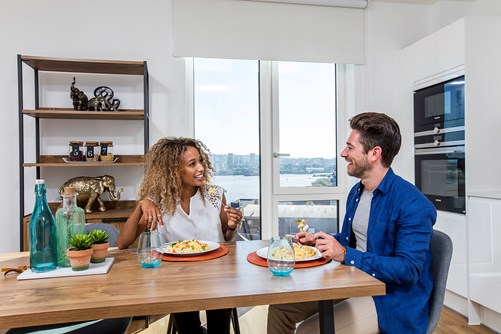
194, 59, 337, 159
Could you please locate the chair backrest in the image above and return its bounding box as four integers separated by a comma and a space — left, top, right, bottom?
427, 229, 453, 334
85, 223, 119, 247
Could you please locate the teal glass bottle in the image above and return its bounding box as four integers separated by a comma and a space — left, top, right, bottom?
29, 179, 57, 272
56, 187, 86, 267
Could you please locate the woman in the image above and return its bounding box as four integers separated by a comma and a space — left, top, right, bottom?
117, 137, 242, 334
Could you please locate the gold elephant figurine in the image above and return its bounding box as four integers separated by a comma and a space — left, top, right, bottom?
59, 175, 123, 213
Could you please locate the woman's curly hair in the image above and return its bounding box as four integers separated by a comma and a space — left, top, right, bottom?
137, 137, 213, 215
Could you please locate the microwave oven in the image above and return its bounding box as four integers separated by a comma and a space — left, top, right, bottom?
414, 75, 465, 133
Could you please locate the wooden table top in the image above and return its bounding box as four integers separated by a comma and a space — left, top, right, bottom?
0, 240, 385, 329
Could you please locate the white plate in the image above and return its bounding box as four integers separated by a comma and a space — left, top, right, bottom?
159, 240, 220, 256
256, 246, 322, 262
62, 157, 119, 163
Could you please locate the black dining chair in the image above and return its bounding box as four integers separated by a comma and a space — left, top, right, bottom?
167, 308, 241, 334
426, 229, 453, 334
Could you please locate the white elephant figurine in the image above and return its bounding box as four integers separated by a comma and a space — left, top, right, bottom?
59, 175, 123, 213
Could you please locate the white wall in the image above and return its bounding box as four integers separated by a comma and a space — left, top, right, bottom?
0, 0, 187, 252
0, 0, 499, 246
358, 1, 432, 182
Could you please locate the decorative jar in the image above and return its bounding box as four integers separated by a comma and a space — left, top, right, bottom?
84, 141, 100, 161
99, 141, 114, 161
68, 141, 84, 161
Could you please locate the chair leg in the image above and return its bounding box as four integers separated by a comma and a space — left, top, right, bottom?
167, 310, 238, 334
167, 314, 177, 334
231, 308, 240, 334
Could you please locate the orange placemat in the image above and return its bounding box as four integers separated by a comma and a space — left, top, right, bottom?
247, 251, 331, 268
162, 244, 229, 262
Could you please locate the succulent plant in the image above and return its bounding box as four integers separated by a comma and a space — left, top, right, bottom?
68, 233, 93, 251
88, 229, 110, 244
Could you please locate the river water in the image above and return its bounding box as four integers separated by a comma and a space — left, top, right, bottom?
212, 174, 331, 203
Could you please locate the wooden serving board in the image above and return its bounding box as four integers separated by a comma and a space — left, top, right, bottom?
17, 257, 114, 280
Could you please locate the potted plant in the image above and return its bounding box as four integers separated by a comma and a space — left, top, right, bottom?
89, 229, 110, 263
67, 233, 93, 271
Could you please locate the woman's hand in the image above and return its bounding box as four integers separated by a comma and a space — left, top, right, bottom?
137, 199, 164, 230
224, 206, 243, 231
314, 231, 346, 262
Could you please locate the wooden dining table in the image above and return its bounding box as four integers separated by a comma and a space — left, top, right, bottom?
0, 240, 385, 334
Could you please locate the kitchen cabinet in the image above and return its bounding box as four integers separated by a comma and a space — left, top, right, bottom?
467, 193, 501, 315
404, 18, 464, 85
433, 211, 468, 298
18, 55, 149, 251
400, 16, 501, 329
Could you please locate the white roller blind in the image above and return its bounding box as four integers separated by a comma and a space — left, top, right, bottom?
172, 0, 365, 64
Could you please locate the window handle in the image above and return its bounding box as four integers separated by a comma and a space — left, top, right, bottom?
273, 152, 291, 158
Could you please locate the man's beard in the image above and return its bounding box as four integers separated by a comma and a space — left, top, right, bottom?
347, 157, 370, 179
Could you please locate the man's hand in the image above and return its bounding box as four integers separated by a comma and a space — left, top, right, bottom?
295, 232, 316, 246
313, 231, 346, 262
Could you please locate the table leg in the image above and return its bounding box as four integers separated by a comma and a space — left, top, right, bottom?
319, 300, 335, 334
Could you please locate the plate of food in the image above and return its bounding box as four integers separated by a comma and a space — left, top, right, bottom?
256, 244, 322, 262
159, 239, 220, 256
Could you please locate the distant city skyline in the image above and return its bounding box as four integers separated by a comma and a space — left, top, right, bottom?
210, 153, 336, 177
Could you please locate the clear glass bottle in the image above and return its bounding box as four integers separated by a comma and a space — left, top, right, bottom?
55, 187, 86, 267
29, 179, 58, 272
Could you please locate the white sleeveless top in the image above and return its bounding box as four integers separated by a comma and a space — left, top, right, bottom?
157, 184, 225, 242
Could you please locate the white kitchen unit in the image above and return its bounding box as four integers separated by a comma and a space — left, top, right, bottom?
400, 16, 501, 331
467, 192, 501, 317
434, 211, 468, 298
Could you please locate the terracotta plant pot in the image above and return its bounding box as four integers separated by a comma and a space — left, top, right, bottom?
67, 248, 93, 271
91, 241, 109, 263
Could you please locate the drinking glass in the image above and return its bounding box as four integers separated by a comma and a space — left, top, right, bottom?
137, 230, 162, 268
267, 236, 295, 276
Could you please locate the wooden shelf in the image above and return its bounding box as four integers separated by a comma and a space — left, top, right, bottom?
21, 55, 145, 75
23, 155, 144, 167
22, 108, 144, 120
83, 200, 136, 221
18, 55, 149, 251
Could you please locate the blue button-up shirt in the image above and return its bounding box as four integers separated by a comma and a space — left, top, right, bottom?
336, 168, 436, 334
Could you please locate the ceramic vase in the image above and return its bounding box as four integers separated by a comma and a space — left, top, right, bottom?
91, 241, 109, 263
67, 248, 93, 271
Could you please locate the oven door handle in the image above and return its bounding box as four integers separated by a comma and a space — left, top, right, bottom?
414, 146, 465, 155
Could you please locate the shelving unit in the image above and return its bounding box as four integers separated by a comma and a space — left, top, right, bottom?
18, 55, 149, 251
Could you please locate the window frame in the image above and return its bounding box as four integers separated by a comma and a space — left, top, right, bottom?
187, 59, 352, 239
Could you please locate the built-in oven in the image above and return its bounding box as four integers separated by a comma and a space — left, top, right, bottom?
414, 145, 465, 214
414, 68, 466, 214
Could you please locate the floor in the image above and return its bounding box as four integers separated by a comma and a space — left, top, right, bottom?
125, 306, 497, 334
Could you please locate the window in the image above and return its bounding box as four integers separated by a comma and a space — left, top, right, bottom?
192, 59, 341, 239
193, 59, 261, 240
275, 62, 337, 189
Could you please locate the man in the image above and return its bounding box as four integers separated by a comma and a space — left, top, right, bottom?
267, 112, 437, 334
